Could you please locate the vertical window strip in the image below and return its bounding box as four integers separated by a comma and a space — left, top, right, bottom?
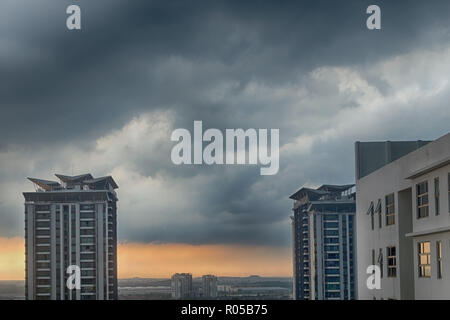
437, 241, 442, 279
434, 177, 440, 216
385, 193, 395, 226
417, 181, 429, 219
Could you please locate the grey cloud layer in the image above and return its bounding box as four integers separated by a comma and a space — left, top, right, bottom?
1, 0, 450, 246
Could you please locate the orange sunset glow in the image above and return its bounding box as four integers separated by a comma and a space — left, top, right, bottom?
117, 243, 292, 278
0, 237, 25, 281
0, 237, 292, 280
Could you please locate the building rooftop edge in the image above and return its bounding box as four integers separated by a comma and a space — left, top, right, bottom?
356, 132, 450, 182
289, 184, 355, 200
26, 173, 119, 191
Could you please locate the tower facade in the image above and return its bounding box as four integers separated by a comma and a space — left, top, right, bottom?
171, 273, 193, 299
23, 173, 119, 300
290, 184, 356, 300
202, 274, 218, 298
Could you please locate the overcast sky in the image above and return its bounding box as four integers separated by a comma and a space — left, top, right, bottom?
1, 0, 450, 248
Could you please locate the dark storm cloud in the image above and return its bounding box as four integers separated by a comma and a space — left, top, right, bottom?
1, 0, 450, 245
2, 0, 450, 146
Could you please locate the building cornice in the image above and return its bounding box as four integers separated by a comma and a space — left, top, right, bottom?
405, 226, 450, 238
405, 155, 450, 180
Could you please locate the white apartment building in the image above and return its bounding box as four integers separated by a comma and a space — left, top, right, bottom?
356, 133, 450, 300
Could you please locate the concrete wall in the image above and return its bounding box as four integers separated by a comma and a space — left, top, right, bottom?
356, 132, 450, 300
398, 188, 414, 299
356, 168, 407, 299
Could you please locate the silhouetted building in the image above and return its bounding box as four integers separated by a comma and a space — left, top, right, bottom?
23, 173, 119, 300
290, 184, 356, 300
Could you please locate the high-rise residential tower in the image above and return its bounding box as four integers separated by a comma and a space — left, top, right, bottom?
202, 274, 218, 298
171, 273, 193, 299
23, 173, 119, 300
290, 184, 356, 300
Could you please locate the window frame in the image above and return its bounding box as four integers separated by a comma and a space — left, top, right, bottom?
385, 193, 395, 226
418, 241, 431, 278
416, 181, 429, 219
377, 248, 383, 278
436, 241, 442, 279
434, 177, 440, 216
369, 202, 374, 231
448, 173, 450, 213
386, 246, 397, 278
376, 199, 382, 229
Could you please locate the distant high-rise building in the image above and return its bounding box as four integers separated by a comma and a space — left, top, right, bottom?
171, 273, 192, 299
23, 173, 119, 300
356, 134, 450, 300
290, 184, 356, 300
202, 275, 218, 298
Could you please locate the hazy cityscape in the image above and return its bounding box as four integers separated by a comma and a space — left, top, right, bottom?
0, 276, 292, 300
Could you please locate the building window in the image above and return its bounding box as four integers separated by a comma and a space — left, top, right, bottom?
376, 199, 382, 228
367, 202, 374, 230
385, 193, 395, 225
377, 249, 383, 278
386, 246, 396, 277
437, 241, 442, 279
418, 241, 431, 278
448, 173, 450, 213
434, 177, 440, 216
416, 181, 429, 219
371, 210, 374, 230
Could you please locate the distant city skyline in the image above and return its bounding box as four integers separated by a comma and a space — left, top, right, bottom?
0, 275, 293, 300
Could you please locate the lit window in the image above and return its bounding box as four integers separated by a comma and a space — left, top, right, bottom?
417, 181, 429, 219
418, 241, 431, 278
437, 241, 442, 279
385, 193, 395, 225
387, 246, 396, 277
